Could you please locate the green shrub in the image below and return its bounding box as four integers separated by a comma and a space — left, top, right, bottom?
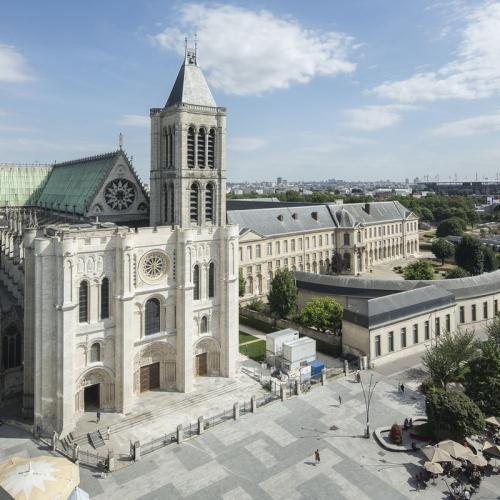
248, 299, 265, 312
389, 423, 402, 445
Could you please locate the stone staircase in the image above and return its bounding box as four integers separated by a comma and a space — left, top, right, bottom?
67, 379, 243, 448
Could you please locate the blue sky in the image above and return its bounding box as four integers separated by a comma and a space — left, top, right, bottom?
1, 0, 500, 183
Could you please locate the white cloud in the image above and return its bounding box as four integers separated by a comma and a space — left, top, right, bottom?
372, 1, 500, 102
116, 114, 150, 127
0, 44, 32, 82
228, 136, 267, 152
345, 104, 417, 130
432, 110, 500, 137
152, 4, 356, 95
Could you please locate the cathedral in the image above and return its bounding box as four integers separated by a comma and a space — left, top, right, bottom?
0, 45, 239, 436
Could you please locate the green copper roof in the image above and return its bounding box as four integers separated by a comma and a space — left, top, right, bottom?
0, 165, 52, 207
36, 152, 120, 214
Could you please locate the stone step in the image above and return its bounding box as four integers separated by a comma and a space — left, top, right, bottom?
71, 379, 243, 444
88, 430, 106, 449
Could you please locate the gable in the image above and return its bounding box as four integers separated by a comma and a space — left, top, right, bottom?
239, 229, 265, 242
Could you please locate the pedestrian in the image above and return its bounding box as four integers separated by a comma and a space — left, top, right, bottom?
356, 371, 361, 383
96, 408, 101, 424
338, 395, 342, 406
400, 383, 405, 394
409, 417, 413, 428
106, 426, 110, 440
314, 449, 320, 465
404, 418, 409, 430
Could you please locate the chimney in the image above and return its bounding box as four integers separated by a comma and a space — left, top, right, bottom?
364, 203, 371, 214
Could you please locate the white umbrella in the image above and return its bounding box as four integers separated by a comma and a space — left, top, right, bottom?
467, 454, 488, 467
69, 487, 90, 500
0, 455, 79, 500
421, 445, 452, 463
485, 416, 500, 427
482, 442, 500, 458
438, 440, 470, 460
424, 461, 443, 474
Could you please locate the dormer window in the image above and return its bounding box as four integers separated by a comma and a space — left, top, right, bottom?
311, 212, 318, 220
292, 213, 298, 220
277, 214, 284, 221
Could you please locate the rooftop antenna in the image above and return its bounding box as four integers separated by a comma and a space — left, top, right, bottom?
184, 36, 188, 60
119, 132, 123, 151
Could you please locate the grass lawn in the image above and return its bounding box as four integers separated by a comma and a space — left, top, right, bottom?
239, 314, 277, 334
239, 331, 259, 344
239, 339, 266, 361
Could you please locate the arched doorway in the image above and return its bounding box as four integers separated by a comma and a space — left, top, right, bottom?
134, 342, 176, 393
194, 338, 220, 377
75, 368, 115, 413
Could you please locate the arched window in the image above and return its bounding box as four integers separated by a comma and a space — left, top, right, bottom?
79, 281, 89, 323
208, 129, 216, 168
145, 298, 161, 336
90, 342, 101, 363
197, 128, 206, 167
208, 262, 215, 298
165, 130, 169, 169
100, 278, 109, 320
168, 129, 173, 167
205, 183, 214, 223
187, 126, 195, 168
200, 316, 208, 333
190, 183, 199, 223
193, 265, 200, 300
164, 185, 169, 223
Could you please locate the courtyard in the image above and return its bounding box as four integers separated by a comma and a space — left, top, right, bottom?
1, 362, 498, 499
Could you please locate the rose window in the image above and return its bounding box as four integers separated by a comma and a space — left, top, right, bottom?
141, 252, 167, 281
104, 179, 136, 211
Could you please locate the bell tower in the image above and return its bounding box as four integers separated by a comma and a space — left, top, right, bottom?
150, 42, 227, 229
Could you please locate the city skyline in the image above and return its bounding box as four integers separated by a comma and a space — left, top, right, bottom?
1, 1, 500, 182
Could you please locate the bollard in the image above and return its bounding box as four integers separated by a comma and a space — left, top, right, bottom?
233, 402, 239, 420
296, 380, 301, 395
134, 441, 141, 462
321, 369, 326, 386
362, 355, 368, 370
280, 384, 286, 401
251, 396, 257, 412
107, 450, 115, 472
177, 424, 183, 443
344, 359, 349, 376
73, 444, 80, 463
198, 416, 204, 435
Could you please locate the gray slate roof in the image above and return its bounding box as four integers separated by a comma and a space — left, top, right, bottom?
343, 286, 456, 329
166, 59, 216, 108
227, 205, 335, 237
294, 269, 500, 302
329, 201, 413, 227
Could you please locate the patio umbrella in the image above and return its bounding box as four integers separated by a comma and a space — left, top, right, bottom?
424, 461, 443, 474
485, 416, 500, 427
421, 445, 452, 463
437, 440, 471, 460
0, 455, 79, 500
467, 454, 488, 467
482, 442, 500, 459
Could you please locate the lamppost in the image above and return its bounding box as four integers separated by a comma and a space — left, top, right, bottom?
360, 374, 378, 438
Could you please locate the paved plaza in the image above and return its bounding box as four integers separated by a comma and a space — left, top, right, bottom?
1, 367, 498, 499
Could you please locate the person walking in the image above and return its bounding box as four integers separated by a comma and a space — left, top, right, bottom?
106, 426, 110, 440
338, 395, 342, 406
96, 408, 101, 424
400, 383, 405, 394
314, 449, 320, 465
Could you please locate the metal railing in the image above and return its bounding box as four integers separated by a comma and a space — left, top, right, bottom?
141, 433, 176, 456
79, 449, 107, 469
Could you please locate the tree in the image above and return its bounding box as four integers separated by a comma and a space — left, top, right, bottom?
464, 339, 500, 416
420, 207, 434, 222
238, 268, 246, 297
486, 315, 500, 345
431, 238, 455, 265
436, 217, 465, 237
426, 389, 485, 441
422, 330, 479, 389
267, 268, 298, 319
455, 235, 484, 275
445, 267, 470, 279
403, 260, 434, 280
481, 245, 498, 272
299, 297, 343, 334
331, 252, 345, 275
